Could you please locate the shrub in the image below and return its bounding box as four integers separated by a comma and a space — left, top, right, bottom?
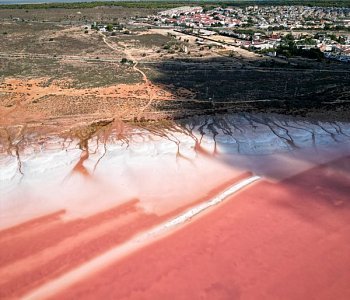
106, 24, 113, 32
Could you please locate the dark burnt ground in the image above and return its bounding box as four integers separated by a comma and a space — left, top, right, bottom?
141, 57, 350, 122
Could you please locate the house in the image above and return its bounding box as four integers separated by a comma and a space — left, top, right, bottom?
250, 41, 275, 50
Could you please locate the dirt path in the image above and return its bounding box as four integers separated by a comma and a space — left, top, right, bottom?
99, 32, 156, 119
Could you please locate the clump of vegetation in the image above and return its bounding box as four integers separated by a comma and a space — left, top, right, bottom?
121, 57, 133, 64
162, 39, 188, 54
228, 51, 236, 57
106, 24, 113, 32
277, 33, 323, 60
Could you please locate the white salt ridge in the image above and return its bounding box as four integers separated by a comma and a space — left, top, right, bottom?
161, 175, 261, 229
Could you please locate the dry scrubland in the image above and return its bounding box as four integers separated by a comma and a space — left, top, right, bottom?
1, 6, 350, 136
0, 6, 157, 22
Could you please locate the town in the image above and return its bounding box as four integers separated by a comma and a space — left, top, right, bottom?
144, 5, 350, 62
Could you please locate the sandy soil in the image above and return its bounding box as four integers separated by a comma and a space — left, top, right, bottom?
0, 77, 180, 126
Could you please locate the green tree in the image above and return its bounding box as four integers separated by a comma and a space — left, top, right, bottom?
106, 24, 113, 32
